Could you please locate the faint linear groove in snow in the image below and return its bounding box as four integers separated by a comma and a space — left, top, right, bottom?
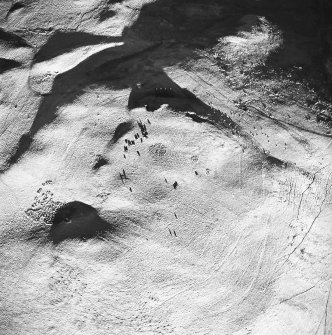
210, 217, 270, 314
286, 175, 332, 262
158, 230, 242, 308
154, 234, 243, 310
278, 280, 321, 305
210, 234, 242, 274
296, 165, 327, 219
314, 281, 332, 335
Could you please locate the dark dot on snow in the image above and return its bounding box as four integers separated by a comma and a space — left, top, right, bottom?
173, 181, 178, 189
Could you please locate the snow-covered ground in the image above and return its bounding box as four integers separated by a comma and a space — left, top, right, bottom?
0, 1, 331, 334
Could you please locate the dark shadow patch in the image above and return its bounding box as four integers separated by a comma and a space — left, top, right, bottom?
264, 153, 288, 169
49, 201, 113, 243
99, 8, 116, 21
109, 121, 134, 144
185, 112, 213, 124
6, 133, 32, 168
0, 41, 160, 173
1, 0, 230, 172
0, 27, 30, 48
6, 2, 25, 17
127, 73, 239, 133
34, 31, 122, 64
121, 0, 224, 44
127, 78, 194, 111
316, 111, 332, 124
154, 87, 176, 98
5, 0, 326, 173
93, 155, 108, 170
0, 58, 21, 74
